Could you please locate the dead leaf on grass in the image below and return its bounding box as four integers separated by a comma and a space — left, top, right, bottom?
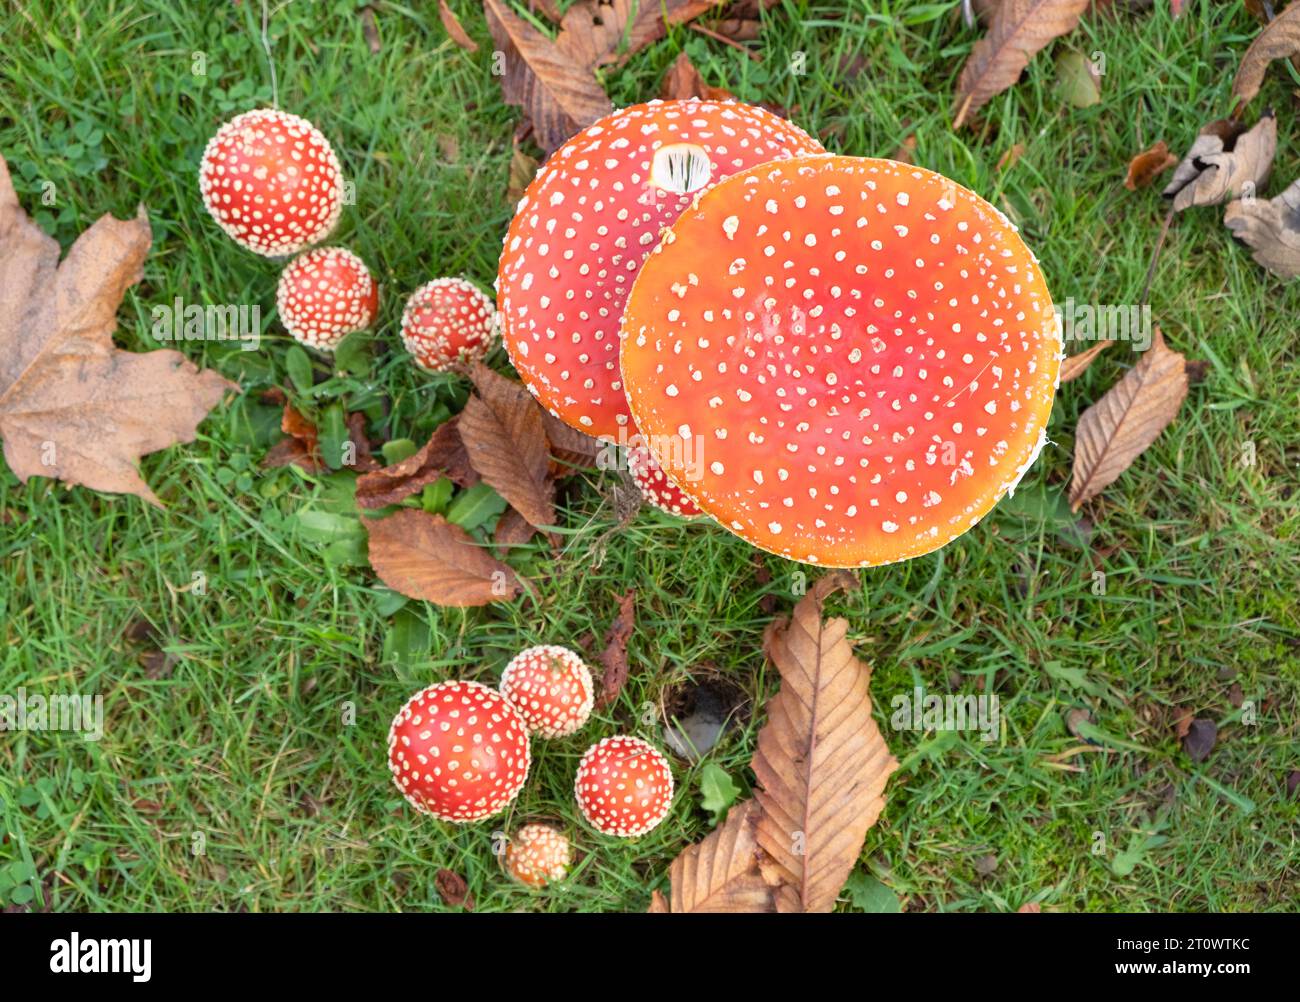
1163, 113, 1276, 213
365, 508, 520, 606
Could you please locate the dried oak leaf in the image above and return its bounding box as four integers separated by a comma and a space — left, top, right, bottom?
1224, 176, 1300, 280
355, 418, 477, 509
439, 0, 478, 52
1059, 338, 1112, 383
661, 50, 733, 101
1163, 113, 1276, 213
1232, 2, 1300, 107
652, 800, 777, 912
1124, 139, 1177, 191
365, 508, 520, 606
1068, 328, 1189, 510
752, 570, 899, 913
0, 155, 233, 505
596, 589, 636, 709
484, 0, 613, 153
953, 0, 1091, 128
462, 363, 555, 528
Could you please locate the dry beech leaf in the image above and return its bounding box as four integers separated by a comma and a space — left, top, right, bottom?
1059, 338, 1112, 383
494, 505, 537, 553
656, 800, 777, 912
596, 589, 636, 709
1068, 329, 1189, 510
439, 0, 478, 52
365, 508, 520, 606
1163, 113, 1276, 213
1124, 140, 1177, 191
484, 0, 613, 152
355, 418, 477, 509
752, 570, 900, 913
661, 50, 733, 101
540, 408, 602, 471
953, 0, 1090, 128
462, 363, 555, 528
1232, 1, 1300, 107
0, 155, 233, 505
1224, 177, 1300, 279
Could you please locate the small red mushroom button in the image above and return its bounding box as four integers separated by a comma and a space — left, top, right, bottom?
199, 108, 345, 257
276, 246, 378, 352
627, 443, 702, 518
620, 155, 1063, 567
500, 645, 594, 739
400, 278, 497, 372
497, 99, 825, 439
388, 680, 531, 823
574, 735, 674, 837
503, 823, 572, 887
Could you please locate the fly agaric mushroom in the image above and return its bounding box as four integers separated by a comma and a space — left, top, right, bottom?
497, 99, 825, 439
503, 823, 572, 887
620, 155, 1062, 567
199, 108, 345, 257
400, 277, 497, 372
276, 246, 378, 351
627, 442, 702, 518
574, 735, 674, 837
388, 680, 531, 823
500, 644, 594, 739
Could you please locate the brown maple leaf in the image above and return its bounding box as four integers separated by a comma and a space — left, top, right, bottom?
0, 155, 233, 505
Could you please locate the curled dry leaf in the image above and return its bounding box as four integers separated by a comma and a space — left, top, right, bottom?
0, 155, 233, 505
596, 589, 636, 709
953, 0, 1091, 128
355, 418, 477, 509
653, 800, 777, 912
1232, 2, 1300, 107
365, 508, 520, 606
661, 50, 733, 101
540, 408, 602, 471
462, 364, 555, 528
439, 0, 478, 52
1058, 338, 1112, 383
1224, 177, 1300, 279
484, 0, 613, 152
1068, 328, 1189, 511
263, 400, 326, 472
434, 868, 475, 909
1124, 139, 1177, 191
752, 570, 899, 913
1163, 113, 1276, 213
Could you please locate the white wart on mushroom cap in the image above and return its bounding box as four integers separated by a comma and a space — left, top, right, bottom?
276, 246, 378, 352
620, 155, 1062, 568
496, 99, 825, 440
199, 108, 345, 257
400, 277, 497, 372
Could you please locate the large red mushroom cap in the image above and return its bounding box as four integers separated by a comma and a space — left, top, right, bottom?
400, 277, 497, 372
574, 735, 674, 837
620, 155, 1061, 567
627, 442, 702, 518
199, 108, 345, 257
499, 644, 595, 739
496, 99, 825, 439
503, 823, 572, 887
276, 246, 378, 352
388, 679, 531, 823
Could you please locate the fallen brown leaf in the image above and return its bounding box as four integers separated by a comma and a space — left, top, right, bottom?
344, 412, 381, 472
494, 504, 538, 553
461, 364, 555, 528
596, 589, 636, 709
654, 800, 777, 912
954, 0, 1090, 128
1232, 1, 1300, 107
1059, 338, 1112, 383
507, 141, 540, 203
1069, 328, 1189, 510
1224, 176, 1300, 279
355, 418, 477, 509
1163, 113, 1276, 213
359, 5, 382, 54
484, 0, 613, 152
541, 408, 602, 471
661, 50, 733, 101
435, 868, 475, 909
1182, 718, 1217, 763
365, 509, 520, 606
0, 155, 233, 505
263, 400, 326, 472
1124, 139, 1177, 191
439, 0, 478, 52
752, 570, 899, 913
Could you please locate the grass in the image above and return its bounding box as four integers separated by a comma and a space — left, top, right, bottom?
0, 0, 1296, 913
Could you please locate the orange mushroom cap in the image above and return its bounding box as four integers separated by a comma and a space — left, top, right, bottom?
496, 99, 825, 439
620, 156, 1062, 567
276, 246, 378, 352
503, 823, 572, 887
